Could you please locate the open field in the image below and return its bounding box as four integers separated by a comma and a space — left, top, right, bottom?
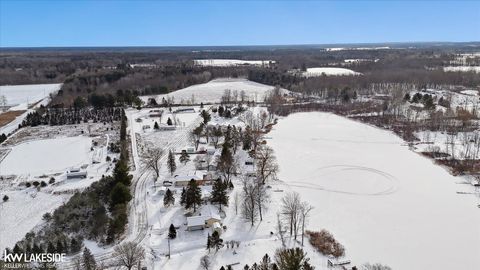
0, 136, 92, 175
269, 112, 480, 270
194, 59, 274, 67
0, 83, 61, 109
302, 67, 361, 77
140, 78, 287, 105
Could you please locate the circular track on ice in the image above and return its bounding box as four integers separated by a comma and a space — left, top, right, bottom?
286, 165, 398, 196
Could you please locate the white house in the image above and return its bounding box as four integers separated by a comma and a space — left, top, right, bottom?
67, 168, 87, 179
174, 171, 212, 187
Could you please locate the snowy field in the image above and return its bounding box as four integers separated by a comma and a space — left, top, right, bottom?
302, 67, 361, 77
194, 59, 274, 67
0, 83, 61, 109
0, 136, 92, 175
141, 78, 286, 104
0, 190, 70, 253
443, 66, 480, 73
269, 112, 480, 270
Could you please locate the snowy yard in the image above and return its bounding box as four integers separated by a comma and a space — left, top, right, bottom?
268, 112, 480, 270
140, 78, 286, 104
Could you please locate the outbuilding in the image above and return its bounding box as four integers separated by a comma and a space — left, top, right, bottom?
186, 216, 205, 231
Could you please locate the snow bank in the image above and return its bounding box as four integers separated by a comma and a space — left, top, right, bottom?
141, 78, 286, 104
269, 112, 480, 270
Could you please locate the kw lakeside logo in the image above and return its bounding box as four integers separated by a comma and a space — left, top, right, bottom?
2, 250, 66, 269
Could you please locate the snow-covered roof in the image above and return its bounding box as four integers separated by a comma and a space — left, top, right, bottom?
187, 216, 205, 227
174, 171, 207, 181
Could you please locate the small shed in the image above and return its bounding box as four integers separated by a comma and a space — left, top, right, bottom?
187, 216, 205, 231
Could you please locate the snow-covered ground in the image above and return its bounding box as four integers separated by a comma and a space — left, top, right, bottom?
194, 59, 274, 67
443, 66, 480, 73
141, 78, 286, 104
326, 47, 390, 51
0, 83, 62, 136
0, 123, 117, 254
0, 190, 70, 253
302, 67, 361, 77
269, 112, 480, 270
0, 83, 61, 109
0, 136, 92, 175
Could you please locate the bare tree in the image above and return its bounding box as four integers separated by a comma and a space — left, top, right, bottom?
254, 179, 270, 221
200, 255, 211, 270
281, 192, 302, 240
256, 145, 279, 184
241, 177, 259, 226
362, 263, 392, 270
113, 241, 145, 270
233, 191, 240, 215
142, 147, 164, 179
299, 201, 314, 246
276, 213, 286, 248
190, 124, 204, 150
209, 127, 223, 148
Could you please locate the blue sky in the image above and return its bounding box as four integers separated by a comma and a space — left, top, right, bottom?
1, 0, 479, 47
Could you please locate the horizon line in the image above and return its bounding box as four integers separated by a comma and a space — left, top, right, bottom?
1, 41, 480, 50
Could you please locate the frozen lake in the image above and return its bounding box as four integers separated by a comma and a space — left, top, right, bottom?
269, 112, 480, 270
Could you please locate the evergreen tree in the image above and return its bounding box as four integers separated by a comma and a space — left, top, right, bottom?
206, 233, 211, 252
13, 243, 23, 254
208, 231, 223, 252
274, 248, 313, 270
179, 151, 190, 165
210, 179, 229, 211
185, 179, 202, 212
259, 254, 271, 270
168, 224, 177, 239
167, 117, 173, 125
2, 195, 9, 202
56, 239, 64, 253
110, 182, 132, 208
218, 106, 225, 117
32, 242, 44, 255
70, 237, 82, 253
163, 188, 175, 207
167, 150, 177, 175
201, 110, 211, 124
217, 142, 235, 182
180, 187, 186, 205
154, 121, 160, 129
82, 247, 96, 270
113, 159, 131, 186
